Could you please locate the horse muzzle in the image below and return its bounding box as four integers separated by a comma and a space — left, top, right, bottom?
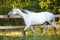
8, 15, 10, 17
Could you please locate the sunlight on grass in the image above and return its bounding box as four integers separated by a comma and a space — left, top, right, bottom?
5, 32, 22, 37
0, 26, 60, 37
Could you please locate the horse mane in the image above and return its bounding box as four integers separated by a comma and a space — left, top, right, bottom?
20, 9, 28, 14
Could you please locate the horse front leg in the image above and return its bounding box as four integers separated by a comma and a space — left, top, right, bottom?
22, 25, 30, 36
42, 28, 47, 36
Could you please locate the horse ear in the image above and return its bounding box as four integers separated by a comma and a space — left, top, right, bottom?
13, 7, 15, 8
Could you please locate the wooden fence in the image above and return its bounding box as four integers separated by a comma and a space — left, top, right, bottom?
0, 15, 60, 29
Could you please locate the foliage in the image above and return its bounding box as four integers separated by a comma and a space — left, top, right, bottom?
0, 0, 30, 15
39, 0, 59, 12
0, 0, 60, 14
39, 0, 51, 9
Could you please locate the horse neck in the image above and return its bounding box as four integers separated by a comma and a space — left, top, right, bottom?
18, 10, 27, 18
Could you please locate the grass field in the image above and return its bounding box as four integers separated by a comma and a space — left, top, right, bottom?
0, 35, 60, 40
0, 27, 60, 40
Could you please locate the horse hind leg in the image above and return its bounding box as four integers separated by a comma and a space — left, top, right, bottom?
49, 21, 57, 31
42, 22, 48, 36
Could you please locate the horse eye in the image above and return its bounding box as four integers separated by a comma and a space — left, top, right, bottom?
16, 14, 18, 15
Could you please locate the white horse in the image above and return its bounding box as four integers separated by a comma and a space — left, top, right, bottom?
8, 8, 57, 36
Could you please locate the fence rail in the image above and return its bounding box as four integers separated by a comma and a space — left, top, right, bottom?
0, 25, 60, 29
0, 15, 60, 18
0, 26, 23, 29
0, 15, 21, 18
0, 15, 60, 29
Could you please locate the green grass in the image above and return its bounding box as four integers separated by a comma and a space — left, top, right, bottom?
0, 27, 60, 40
0, 34, 60, 40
